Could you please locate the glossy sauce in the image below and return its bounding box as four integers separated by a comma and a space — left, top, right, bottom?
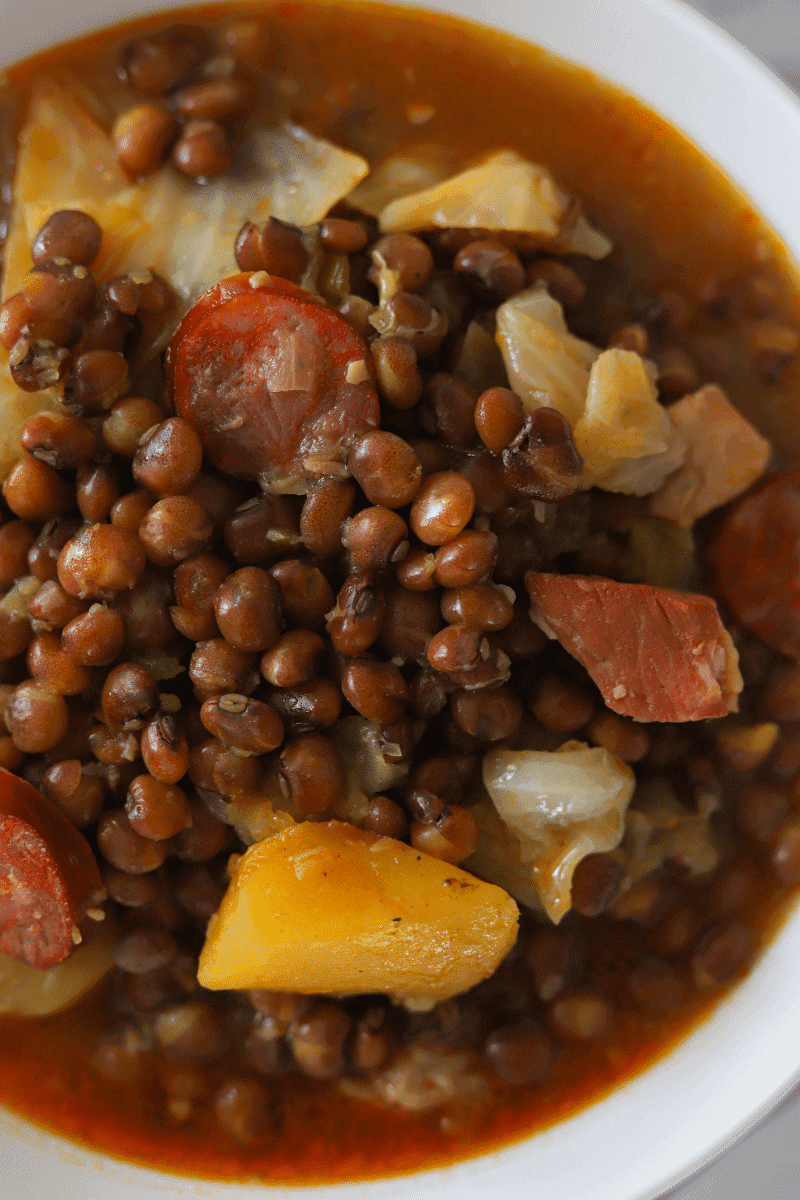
0, 0, 799, 1183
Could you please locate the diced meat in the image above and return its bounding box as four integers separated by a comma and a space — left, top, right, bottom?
525, 572, 743, 722
0, 768, 106, 968
648, 385, 771, 527
715, 467, 800, 659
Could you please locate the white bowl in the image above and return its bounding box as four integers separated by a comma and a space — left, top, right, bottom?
3, 2, 800, 1198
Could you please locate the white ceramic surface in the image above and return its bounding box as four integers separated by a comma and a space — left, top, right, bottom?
3, 2, 800, 1199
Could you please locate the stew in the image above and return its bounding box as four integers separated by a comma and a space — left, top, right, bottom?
0, 0, 799, 1185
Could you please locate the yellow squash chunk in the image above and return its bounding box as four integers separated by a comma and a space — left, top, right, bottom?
198, 820, 518, 1010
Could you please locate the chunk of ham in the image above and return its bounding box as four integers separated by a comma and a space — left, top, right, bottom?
648, 385, 771, 528
525, 573, 743, 722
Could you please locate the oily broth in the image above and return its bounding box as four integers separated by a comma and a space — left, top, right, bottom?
0, 0, 798, 1184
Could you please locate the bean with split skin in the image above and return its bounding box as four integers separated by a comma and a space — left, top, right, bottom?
27, 580, 86, 630
454, 239, 526, 300
189, 737, 262, 797
126, 775, 191, 840
27, 516, 81, 583
189, 639, 258, 696
27, 633, 91, 696
21, 410, 96, 470
141, 713, 190, 784
267, 676, 342, 734
326, 573, 385, 656
102, 397, 165, 458
370, 336, 424, 410
102, 663, 160, 729
410, 805, 479, 864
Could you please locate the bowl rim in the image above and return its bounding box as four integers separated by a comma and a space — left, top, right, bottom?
3, 2, 800, 1198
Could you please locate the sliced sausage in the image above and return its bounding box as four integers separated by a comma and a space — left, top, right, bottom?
0, 767, 106, 968
168, 272, 380, 493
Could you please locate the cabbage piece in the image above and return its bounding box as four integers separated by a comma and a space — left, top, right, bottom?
482, 741, 636, 923
346, 145, 457, 216
572, 349, 687, 494
376, 149, 610, 261
495, 285, 600, 425
463, 796, 545, 913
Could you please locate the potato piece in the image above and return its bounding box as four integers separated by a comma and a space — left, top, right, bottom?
198, 820, 518, 1010
0, 919, 115, 1017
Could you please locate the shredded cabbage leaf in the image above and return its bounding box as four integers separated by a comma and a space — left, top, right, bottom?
481, 741, 636, 923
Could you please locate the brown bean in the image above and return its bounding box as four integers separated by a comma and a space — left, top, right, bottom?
61, 604, 126, 665
189, 639, 258, 696
0, 521, 36, 590
260, 630, 325, 688
369, 291, 447, 359
549, 994, 615, 1041
692, 920, 755, 989
97, 809, 169, 873
628, 957, 688, 1014
126, 775, 191, 840
484, 1019, 553, 1085
234, 218, 309, 281
176, 75, 255, 123
410, 805, 479, 863
449, 686, 522, 741
120, 24, 209, 96
363, 795, 409, 840
58, 524, 146, 601
170, 795, 229, 862
214, 567, 282, 653
32, 211, 102, 267
380, 587, 441, 663
527, 259, 586, 310
141, 713, 190, 784
114, 926, 178, 975
6, 681, 70, 753
300, 479, 356, 558
279, 733, 346, 815
42, 760, 104, 828
3, 456, 72, 522
269, 560, 334, 631
341, 658, 410, 723
421, 374, 479, 448
586, 710, 651, 763
200, 694, 284, 755
267, 676, 341, 734
410, 472, 475, 546
153, 1001, 227, 1062
21, 410, 96, 470
111, 490, 154, 533
454, 239, 525, 300
132, 417, 203, 496
771, 815, 800, 883
441, 583, 513, 632
68, 350, 130, 413
347, 431, 423, 509
501, 408, 583, 502
570, 853, 627, 917
27, 515, 81, 583
736, 781, 789, 843
289, 1002, 352, 1078
342, 507, 409, 571
189, 737, 262, 798
113, 103, 178, 176
102, 397, 165, 457
27, 580, 86, 631
102, 663, 160, 728
528, 674, 595, 733
474, 387, 525, 454
319, 218, 368, 254
370, 336, 424, 410
214, 1077, 268, 1145
370, 234, 433, 293
27, 633, 91, 696
172, 120, 232, 178
326, 573, 385, 656
139, 496, 212, 568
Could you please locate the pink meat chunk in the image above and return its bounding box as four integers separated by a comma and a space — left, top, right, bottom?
525, 572, 743, 722
647, 385, 770, 529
